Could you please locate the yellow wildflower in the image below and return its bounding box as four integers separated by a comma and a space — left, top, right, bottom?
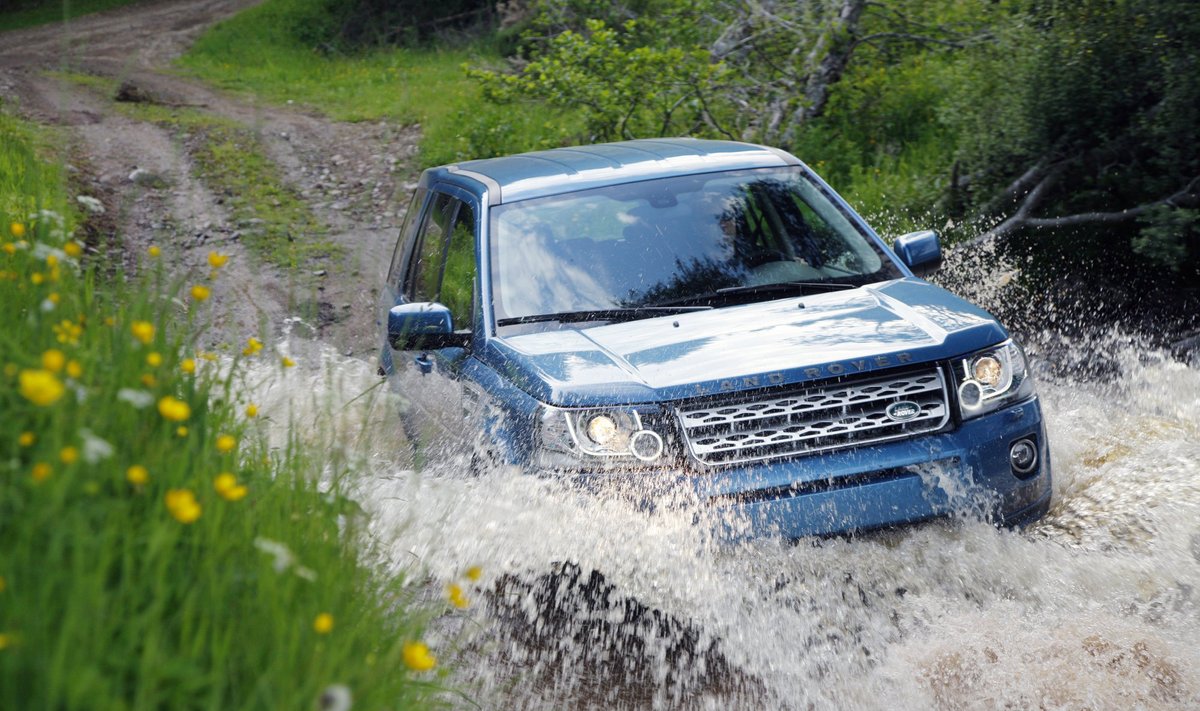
190, 285, 211, 302
41, 349, 66, 373
64, 241, 83, 258
242, 337, 263, 357
0, 633, 13, 651
146, 352, 163, 367
60, 446, 79, 465
66, 360, 82, 378
130, 320, 155, 345
8, 222, 24, 238
176, 426, 189, 437
447, 583, 468, 609
208, 251, 229, 269
19, 369, 65, 406
465, 566, 482, 582
181, 358, 196, 374
199, 351, 218, 362
164, 489, 201, 524
140, 373, 157, 388
46, 255, 58, 268
18, 432, 35, 447
281, 356, 296, 368
157, 396, 191, 422
31, 272, 44, 285
53, 319, 83, 345
245, 403, 259, 417
402, 641, 436, 671
213, 472, 248, 501
48, 292, 60, 305
31, 463, 51, 482
2, 243, 14, 255
126, 465, 149, 485
215, 434, 237, 453
313, 613, 334, 634
148, 245, 161, 257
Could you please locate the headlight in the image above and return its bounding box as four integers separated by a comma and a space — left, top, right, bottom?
954, 340, 1035, 418
537, 406, 667, 470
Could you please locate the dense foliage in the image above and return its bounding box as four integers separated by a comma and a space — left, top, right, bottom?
468, 0, 1200, 284
178, 0, 1199, 333
292, 0, 495, 48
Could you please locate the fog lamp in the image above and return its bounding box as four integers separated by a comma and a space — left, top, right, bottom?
1009, 438, 1038, 475
973, 356, 1003, 386
586, 415, 619, 445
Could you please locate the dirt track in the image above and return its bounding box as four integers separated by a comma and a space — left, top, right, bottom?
0, 0, 420, 357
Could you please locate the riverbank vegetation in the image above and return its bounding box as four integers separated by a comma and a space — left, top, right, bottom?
0, 0, 144, 31
0, 107, 449, 709
181, 0, 1199, 341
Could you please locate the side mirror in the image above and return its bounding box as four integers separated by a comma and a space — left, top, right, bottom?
387, 302, 468, 350
893, 230, 943, 277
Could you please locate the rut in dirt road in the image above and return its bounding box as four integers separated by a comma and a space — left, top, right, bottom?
0, 0, 420, 356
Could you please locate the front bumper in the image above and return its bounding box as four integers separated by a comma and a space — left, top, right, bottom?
696, 397, 1052, 541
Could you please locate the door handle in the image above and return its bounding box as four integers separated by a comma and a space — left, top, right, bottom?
414, 353, 433, 375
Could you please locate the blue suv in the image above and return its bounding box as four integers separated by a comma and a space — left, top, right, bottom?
379, 138, 1051, 539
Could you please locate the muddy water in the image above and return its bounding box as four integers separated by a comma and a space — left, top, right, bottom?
249, 321, 1200, 710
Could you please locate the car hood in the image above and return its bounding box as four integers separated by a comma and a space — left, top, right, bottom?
483, 278, 1009, 406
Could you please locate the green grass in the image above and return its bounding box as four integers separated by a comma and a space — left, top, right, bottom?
178, 0, 580, 166
0, 0, 149, 32
0, 106, 455, 710
0, 106, 70, 217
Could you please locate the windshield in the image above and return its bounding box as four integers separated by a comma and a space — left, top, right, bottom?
489, 166, 902, 326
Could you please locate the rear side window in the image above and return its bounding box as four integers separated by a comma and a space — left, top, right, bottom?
403, 190, 477, 328
407, 192, 456, 303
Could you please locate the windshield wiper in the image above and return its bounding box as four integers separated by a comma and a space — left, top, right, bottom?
652, 281, 857, 307
497, 305, 712, 327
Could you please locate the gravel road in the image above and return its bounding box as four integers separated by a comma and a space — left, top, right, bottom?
0, 0, 419, 357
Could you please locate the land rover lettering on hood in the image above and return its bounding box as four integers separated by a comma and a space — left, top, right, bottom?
379, 138, 1051, 539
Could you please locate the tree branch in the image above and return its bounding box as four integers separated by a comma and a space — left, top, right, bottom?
851, 32, 965, 50
970, 176, 1200, 246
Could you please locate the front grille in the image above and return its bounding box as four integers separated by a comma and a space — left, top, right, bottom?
676, 367, 950, 466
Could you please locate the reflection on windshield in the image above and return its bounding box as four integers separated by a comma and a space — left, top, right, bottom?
490, 167, 901, 324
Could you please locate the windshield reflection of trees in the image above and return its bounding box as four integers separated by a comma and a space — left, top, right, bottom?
619, 256, 743, 307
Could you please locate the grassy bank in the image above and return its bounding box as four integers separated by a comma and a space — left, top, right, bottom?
0, 0, 147, 32
0, 106, 453, 709
178, 0, 579, 167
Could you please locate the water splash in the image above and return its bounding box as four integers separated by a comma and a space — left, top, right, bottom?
244, 299, 1200, 710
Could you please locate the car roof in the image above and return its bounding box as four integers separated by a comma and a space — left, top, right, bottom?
435, 138, 801, 205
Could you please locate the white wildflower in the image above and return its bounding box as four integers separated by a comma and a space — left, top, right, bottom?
253, 537, 296, 573
76, 196, 105, 214
117, 388, 154, 408
79, 429, 114, 464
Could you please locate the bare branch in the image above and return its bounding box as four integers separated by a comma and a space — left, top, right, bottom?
976, 159, 1049, 215
851, 32, 966, 50
970, 176, 1200, 246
